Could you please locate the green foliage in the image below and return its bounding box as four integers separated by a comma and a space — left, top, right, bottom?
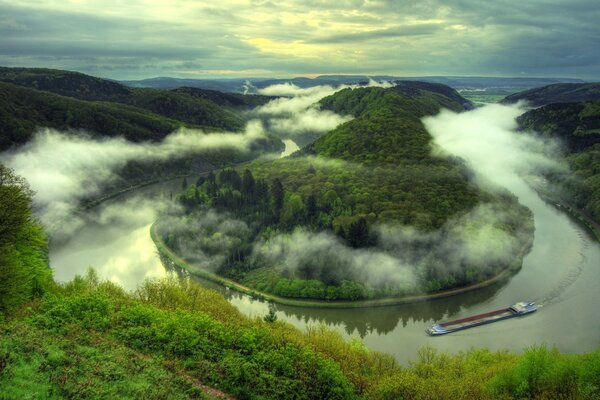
0, 81, 185, 149
2, 274, 358, 400
167, 84, 532, 301
488, 346, 600, 399
518, 100, 600, 222
0, 164, 52, 317
1, 267, 599, 400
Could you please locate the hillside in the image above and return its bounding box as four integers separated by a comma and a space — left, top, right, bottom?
0, 82, 186, 150
0, 67, 274, 131
518, 100, 600, 221
165, 83, 534, 301
503, 82, 600, 106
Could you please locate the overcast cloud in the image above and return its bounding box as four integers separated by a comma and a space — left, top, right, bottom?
0, 0, 598, 79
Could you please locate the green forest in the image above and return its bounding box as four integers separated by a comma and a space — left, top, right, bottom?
1, 164, 599, 399
517, 100, 600, 222
159, 84, 533, 301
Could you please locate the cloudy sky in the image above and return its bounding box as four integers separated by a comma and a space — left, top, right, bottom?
0, 0, 598, 80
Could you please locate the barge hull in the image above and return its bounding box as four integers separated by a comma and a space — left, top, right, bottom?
427, 302, 537, 336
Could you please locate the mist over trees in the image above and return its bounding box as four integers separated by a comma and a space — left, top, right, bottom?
158, 84, 534, 301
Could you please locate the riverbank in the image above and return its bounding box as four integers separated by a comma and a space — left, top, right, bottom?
151, 221, 531, 309
524, 177, 600, 242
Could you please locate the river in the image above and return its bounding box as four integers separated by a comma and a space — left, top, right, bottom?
48, 172, 600, 364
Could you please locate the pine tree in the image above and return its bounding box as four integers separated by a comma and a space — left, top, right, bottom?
242, 169, 255, 199
270, 178, 284, 214
305, 194, 317, 222
347, 217, 369, 248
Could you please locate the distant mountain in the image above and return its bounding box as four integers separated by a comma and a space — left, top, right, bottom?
503, 83, 600, 106
121, 74, 585, 93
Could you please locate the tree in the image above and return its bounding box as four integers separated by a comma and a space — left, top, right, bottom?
0, 165, 34, 246
182, 177, 188, 191
305, 194, 318, 222
270, 178, 284, 214
0, 164, 52, 317
281, 194, 305, 227
347, 217, 370, 248
241, 169, 255, 199
263, 303, 278, 323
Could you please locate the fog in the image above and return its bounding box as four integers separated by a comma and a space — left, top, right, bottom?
423, 103, 565, 190
0, 121, 265, 226
1, 85, 564, 296
1, 81, 387, 227
255, 80, 393, 138
247, 103, 564, 291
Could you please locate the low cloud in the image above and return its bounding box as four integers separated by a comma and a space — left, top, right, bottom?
1, 121, 266, 225
253, 200, 529, 292
255, 80, 394, 138
423, 103, 565, 190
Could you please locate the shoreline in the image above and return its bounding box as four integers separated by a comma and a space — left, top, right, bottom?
524, 178, 600, 242
150, 221, 530, 309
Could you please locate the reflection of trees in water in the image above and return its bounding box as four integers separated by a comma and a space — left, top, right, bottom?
162, 222, 513, 338
180, 264, 510, 337
275, 280, 508, 337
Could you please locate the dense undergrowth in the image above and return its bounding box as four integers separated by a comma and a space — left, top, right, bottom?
1, 272, 599, 399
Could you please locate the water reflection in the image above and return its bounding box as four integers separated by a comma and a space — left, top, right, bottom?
49, 178, 183, 290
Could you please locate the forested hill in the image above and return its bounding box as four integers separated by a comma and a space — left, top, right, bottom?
502, 82, 600, 107
171, 82, 533, 300
0, 67, 275, 142
0, 82, 188, 150
517, 100, 600, 151
254, 83, 481, 230
517, 100, 600, 221
311, 83, 470, 164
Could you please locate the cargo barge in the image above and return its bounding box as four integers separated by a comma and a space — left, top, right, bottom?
426, 302, 537, 336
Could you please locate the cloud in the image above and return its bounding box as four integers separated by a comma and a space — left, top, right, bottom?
1, 0, 598, 79
423, 103, 565, 190
0, 122, 266, 225
270, 108, 352, 135
255, 80, 392, 137
310, 23, 444, 44
252, 199, 530, 293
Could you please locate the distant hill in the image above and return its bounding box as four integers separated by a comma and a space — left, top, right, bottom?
0, 67, 274, 131
517, 100, 600, 151
0, 82, 186, 150
503, 83, 600, 106
122, 73, 585, 93
517, 100, 600, 221
311, 82, 471, 164
169, 82, 533, 300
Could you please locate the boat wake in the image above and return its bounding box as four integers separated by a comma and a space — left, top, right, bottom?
534, 231, 588, 308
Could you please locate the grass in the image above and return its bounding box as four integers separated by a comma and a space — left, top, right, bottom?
2, 272, 600, 399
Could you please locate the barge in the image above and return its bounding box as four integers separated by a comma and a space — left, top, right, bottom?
426, 301, 537, 336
